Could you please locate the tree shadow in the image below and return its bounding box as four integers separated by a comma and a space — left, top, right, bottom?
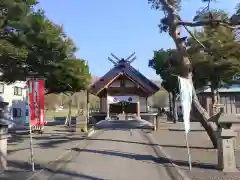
72, 147, 217, 170
160, 144, 214, 150
85, 138, 213, 150
44, 168, 105, 180
1, 160, 104, 180
46, 117, 76, 126
7, 148, 30, 155
32, 135, 85, 148
168, 129, 205, 132
86, 138, 158, 146
8, 134, 27, 144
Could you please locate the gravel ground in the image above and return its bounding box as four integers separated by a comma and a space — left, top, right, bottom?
152, 122, 240, 180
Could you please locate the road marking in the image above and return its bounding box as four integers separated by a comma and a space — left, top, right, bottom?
26, 129, 98, 180
146, 133, 190, 180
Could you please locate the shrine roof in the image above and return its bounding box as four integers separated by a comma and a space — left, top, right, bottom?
89, 59, 160, 96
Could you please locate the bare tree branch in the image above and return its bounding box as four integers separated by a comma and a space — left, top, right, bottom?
158, 0, 176, 15
177, 20, 237, 29
182, 25, 207, 49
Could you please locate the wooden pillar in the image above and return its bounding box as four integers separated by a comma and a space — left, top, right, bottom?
136, 100, 140, 118
106, 91, 110, 118
86, 90, 89, 124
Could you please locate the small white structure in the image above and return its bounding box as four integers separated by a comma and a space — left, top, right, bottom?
0, 81, 26, 125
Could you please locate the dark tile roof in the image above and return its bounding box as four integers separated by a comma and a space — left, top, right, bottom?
90, 60, 160, 96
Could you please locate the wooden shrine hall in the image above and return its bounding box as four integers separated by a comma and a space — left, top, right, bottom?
89, 53, 160, 122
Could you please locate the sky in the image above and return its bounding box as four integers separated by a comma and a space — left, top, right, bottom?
37, 0, 239, 80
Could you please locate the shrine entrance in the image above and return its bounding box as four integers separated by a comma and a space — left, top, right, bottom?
109, 102, 137, 114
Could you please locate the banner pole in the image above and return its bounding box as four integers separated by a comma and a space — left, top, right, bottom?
29, 124, 35, 171
185, 132, 192, 171
27, 78, 35, 171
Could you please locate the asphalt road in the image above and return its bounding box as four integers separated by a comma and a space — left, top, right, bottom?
37, 130, 183, 180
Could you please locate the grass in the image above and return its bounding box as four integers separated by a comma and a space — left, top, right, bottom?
45, 108, 78, 118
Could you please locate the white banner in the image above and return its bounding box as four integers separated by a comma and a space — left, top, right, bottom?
178, 77, 193, 133
107, 96, 139, 104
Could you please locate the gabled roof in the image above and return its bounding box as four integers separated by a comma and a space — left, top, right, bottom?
90, 60, 160, 96
196, 84, 240, 93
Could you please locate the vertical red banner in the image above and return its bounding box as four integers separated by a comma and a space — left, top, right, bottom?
28, 79, 36, 126
38, 79, 45, 126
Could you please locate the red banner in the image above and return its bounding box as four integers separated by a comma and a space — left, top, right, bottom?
38, 79, 45, 126
28, 79, 45, 126
28, 79, 36, 126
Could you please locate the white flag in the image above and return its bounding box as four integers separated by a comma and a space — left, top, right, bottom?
178, 77, 193, 133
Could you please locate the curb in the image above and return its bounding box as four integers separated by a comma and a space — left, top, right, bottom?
145, 133, 190, 180
26, 129, 99, 180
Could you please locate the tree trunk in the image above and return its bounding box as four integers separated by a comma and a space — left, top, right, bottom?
157, 0, 218, 147
210, 86, 219, 105
172, 94, 176, 123
168, 92, 173, 120
66, 94, 73, 127
192, 87, 218, 147
86, 90, 90, 125
169, 19, 218, 148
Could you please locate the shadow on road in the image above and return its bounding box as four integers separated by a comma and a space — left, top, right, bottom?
45, 117, 76, 126
160, 144, 214, 150
87, 138, 158, 146
1, 160, 103, 180
32, 135, 85, 148
86, 138, 213, 150
45, 169, 104, 180
169, 129, 205, 132
71, 147, 217, 170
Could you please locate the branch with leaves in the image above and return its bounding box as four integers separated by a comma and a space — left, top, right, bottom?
148, 0, 240, 148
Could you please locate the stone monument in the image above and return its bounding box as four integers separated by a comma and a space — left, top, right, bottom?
216, 114, 240, 172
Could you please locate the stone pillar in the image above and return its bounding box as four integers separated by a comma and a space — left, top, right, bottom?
217, 129, 238, 172
0, 124, 10, 173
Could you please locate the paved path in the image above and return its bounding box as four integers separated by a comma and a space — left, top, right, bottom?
34, 130, 183, 180
152, 122, 240, 180
0, 125, 89, 180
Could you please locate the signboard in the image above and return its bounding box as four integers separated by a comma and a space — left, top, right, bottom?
107, 96, 139, 104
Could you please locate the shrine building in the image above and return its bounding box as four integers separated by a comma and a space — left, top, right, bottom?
89, 53, 160, 121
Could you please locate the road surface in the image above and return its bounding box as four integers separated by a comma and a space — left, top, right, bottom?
39, 129, 182, 180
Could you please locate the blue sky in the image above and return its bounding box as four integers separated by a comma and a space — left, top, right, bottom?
37, 0, 239, 80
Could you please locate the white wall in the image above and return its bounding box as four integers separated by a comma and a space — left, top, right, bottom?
100, 95, 148, 113
139, 97, 148, 112
0, 81, 26, 124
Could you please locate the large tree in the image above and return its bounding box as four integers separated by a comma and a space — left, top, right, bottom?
0, 1, 92, 127
149, 49, 180, 120
188, 23, 240, 104
0, 0, 74, 82
148, 90, 168, 108
148, 0, 240, 147
46, 58, 91, 126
